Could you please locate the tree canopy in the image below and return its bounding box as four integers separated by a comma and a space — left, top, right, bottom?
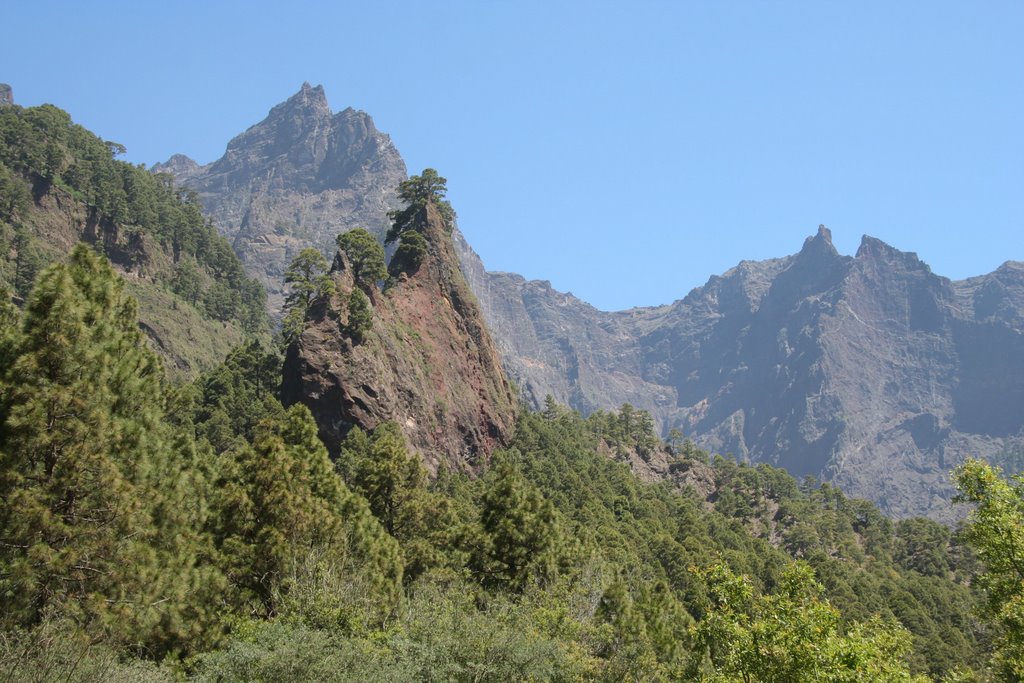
955, 459, 1024, 680
281, 247, 333, 345
384, 168, 454, 245
336, 227, 386, 291
0, 102, 267, 332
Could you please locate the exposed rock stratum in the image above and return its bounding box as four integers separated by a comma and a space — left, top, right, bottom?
281, 203, 518, 473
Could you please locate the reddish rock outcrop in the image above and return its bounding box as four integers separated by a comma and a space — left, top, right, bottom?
282, 203, 518, 472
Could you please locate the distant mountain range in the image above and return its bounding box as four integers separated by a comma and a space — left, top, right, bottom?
159, 84, 1024, 520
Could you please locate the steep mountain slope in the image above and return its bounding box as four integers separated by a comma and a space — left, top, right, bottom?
155, 83, 406, 313
462, 228, 1024, 521
281, 202, 518, 472
0, 99, 262, 375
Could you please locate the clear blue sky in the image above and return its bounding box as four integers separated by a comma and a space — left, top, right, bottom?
3, 1, 1022, 310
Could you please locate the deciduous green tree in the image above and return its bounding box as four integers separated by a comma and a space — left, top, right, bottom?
955, 458, 1024, 680
688, 562, 924, 682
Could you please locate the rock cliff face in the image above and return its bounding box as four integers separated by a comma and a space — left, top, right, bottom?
0, 84, 13, 106
460, 227, 1024, 521
155, 83, 406, 313
281, 203, 518, 472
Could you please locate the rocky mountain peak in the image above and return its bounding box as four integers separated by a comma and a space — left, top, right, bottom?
460, 223, 1023, 521
151, 153, 203, 182
797, 224, 839, 260
295, 81, 328, 107
855, 235, 932, 275
156, 84, 407, 313
0, 84, 12, 106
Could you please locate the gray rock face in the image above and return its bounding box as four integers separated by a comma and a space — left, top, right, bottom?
459, 227, 1024, 521
155, 83, 406, 312
0, 84, 12, 106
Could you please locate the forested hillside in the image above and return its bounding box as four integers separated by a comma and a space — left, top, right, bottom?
0, 224, 1017, 681
1, 99, 1021, 681
0, 101, 267, 373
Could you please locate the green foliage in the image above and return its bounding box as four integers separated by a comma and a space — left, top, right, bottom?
192, 340, 285, 452
0, 245, 996, 677
190, 580, 583, 683
336, 227, 387, 291
210, 405, 402, 621
10, 221, 41, 297
0, 102, 267, 332
0, 618, 177, 683
472, 453, 561, 592
0, 161, 30, 222
0, 246, 222, 654
388, 229, 428, 276
895, 517, 953, 577
281, 247, 333, 345
385, 168, 454, 245
688, 562, 925, 681
123, 279, 251, 379
346, 286, 373, 342
339, 424, 457, 583
514, 407, 984, 678
171, 257, 202, 304
588, 403, 661, 459
955, 458, 1024, 680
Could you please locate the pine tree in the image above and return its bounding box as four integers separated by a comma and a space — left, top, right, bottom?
346, 287, 373, 342
388, 229, 428, 276
336, 227, 386, 292
0, 245, 221, 654
385, 168, 454, 245
281, 248, 334, 345
212, 405, 402, 621
473, 453, 559, 592
193, 340, 285, 452
338, 423, 455, 583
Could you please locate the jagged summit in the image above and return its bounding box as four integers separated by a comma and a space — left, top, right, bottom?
0, 84, 12, 106
152, 153, 202, 181
458, 226, 1024, 521
157, 83, 406, 313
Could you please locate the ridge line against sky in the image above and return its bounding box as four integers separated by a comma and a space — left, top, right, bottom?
2, 1, 1021, 311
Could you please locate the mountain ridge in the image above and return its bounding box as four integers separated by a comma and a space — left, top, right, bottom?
461, 224, 1024, 521
159, 83, 1023, 520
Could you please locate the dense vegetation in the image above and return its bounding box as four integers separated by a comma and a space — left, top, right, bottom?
0, 102, 266, 334
0, 243, 1017, 681
0, 158, 1018, 679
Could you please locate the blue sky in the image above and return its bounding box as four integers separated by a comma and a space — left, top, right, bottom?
3, 1, 1022, 310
